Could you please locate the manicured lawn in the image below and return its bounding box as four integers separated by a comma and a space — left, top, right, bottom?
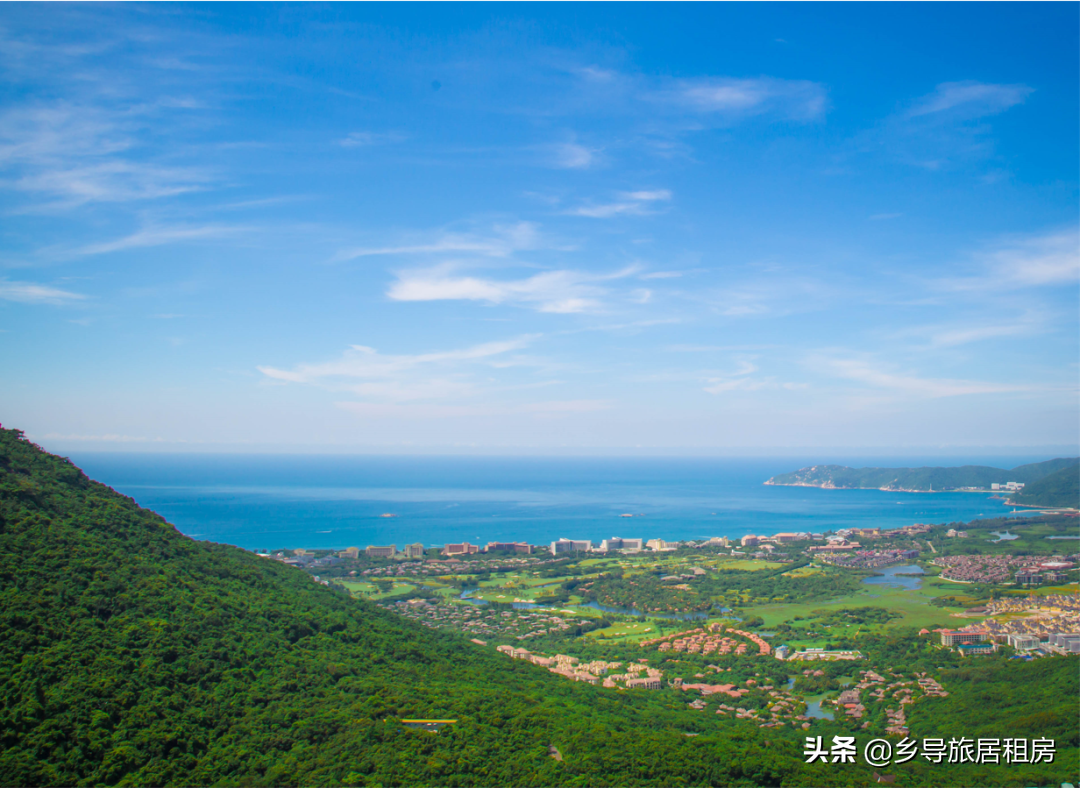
716, 559, 785, 571
587, 621, 659, 641
746, 580, 971, 634
337, 580, 415, 600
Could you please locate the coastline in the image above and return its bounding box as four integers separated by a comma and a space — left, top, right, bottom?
763, 481, 999, 494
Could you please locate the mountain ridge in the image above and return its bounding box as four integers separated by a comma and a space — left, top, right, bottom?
0, 426, 813, 787
764, 457, 1078, 493
1007, 463, 1080, 509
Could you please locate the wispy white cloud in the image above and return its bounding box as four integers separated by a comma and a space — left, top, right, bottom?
896, 318, 1039, 349
339, 131, 406, 147
981, 229, 1079, 286
0, 279, 86, 304
664, 77, 828, 122
940, 229, 1080, 291
258, 336, 540, 403
550, 141, 599, 169
908, 81, 1033, 118
0, 104, 209, 208
569, 189, 672, 218
818, 356, 1027, 398
702, 360, 802, 394
333, 222, 542, 263
75, 223, 247, 256
387, 264, 639, 313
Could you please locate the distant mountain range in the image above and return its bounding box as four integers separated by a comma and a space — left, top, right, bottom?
764, 457, 1079, 498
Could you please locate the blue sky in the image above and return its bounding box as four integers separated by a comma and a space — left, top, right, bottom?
1, 3, 1077, 454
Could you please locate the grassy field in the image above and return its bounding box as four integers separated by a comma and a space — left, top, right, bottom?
337, 580, 416, 600
745, 577, 977, 646
587, 621, 659, 641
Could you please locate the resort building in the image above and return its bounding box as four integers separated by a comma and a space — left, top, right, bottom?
646, 539, 676, 551
771, 532, 807, 543
485, 541, 532, 554
939, 630, 990, 647
404, 543, 425, 559
365, 545, 396, 558
551, 539, 591, 554
441, 542, 480, 556
1007, 634, 1041, 650
600, 537, 643, 552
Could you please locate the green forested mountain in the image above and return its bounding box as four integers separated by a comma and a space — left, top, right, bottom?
1008, 463, 1080, 509
0, 427, 829, 787
1, 427, 1076, 788
764, 457, 1078, 492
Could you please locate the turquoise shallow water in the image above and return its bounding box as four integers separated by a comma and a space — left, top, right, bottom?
69, 453, 1043, 552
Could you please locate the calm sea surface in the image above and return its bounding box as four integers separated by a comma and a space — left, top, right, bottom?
68, 454, 1044, 552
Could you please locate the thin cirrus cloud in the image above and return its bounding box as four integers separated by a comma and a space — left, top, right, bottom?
702, 360, 803, 394
74, 223, 248, 256
0, 279, 86, 304
258, 336, 539, 401
338, 131, 406, 147
569, 189, 672, 218
550, 141, 600, 169
907, 81, 1033, 119
664, 76, 828, 122
819, 356, 1027, 399
387, 264, 640, 313
981, 229, 1079, 287
939, 229, 1080, 291
0, 104, 210, 208
332, 222, 542, 263
925, 322, 1036, 349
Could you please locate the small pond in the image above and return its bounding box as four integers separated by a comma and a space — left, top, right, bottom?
581, 601, 710, 621
862, 564, 924, 590
989, 530, 1019, 543
803, 694, 834, 721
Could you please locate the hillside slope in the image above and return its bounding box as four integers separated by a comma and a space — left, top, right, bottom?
0, 428, 819, 788
1008, 463, 1080, 509
764, 457, 1078, 492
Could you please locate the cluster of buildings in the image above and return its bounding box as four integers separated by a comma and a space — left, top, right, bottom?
785, 648, 864, 662
933, 620, 1080, 655
388, 599, 573, 640
931, 554, 1034, 583
964, 593, 1080, 653
639, 623, 771, 657
1014, 559, 1074, 586
737, 532, 811, 547
830, 670, 949, 736
494, 647, 664, 689
991, 481, 1026, 491
550, 537, 647, 554
359, 541, 535, 558
814, 548, 919, 569
677, 680, 749, 700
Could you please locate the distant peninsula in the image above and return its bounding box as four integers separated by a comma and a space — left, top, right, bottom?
764, 457, 1078, 494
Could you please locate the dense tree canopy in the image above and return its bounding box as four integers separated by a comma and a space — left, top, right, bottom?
0, 427, 1075, 787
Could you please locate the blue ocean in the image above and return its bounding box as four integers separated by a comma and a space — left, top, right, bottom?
66, 453, 1050, 553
